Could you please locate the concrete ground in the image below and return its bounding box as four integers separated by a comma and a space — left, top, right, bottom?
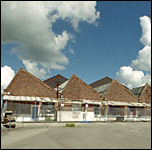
1, 122, 151, 149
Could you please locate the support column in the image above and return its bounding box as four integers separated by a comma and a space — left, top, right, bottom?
106, 104, 109, 122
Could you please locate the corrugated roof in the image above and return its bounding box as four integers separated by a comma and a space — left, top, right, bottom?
108, 101, 131, 106
94, 82, 112, 96
129, 102, 145, 107
2, 95, 58, 102
89, 76, 113, 88
130, 85, 145, 98
43, 74, 68, 89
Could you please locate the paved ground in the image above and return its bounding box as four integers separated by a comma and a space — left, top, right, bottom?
1, 122, 151, 149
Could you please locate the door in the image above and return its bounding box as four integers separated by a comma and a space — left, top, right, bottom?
32, 106, 38, 119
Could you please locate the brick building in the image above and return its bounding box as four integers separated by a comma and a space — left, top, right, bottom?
90, 77, 151, 120
2, 68, 151, 122
130, 83, 151, 104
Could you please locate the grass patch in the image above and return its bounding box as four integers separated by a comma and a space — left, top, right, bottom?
65, 123, 75, 127
44, 118, 54, 122
33, 118, 54, 123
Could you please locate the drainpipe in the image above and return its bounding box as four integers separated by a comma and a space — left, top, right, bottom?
34, 101, 37, 121
57, 81, 59, 99
107, 103, 109, 122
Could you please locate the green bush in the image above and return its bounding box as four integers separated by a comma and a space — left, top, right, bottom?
44, 118, 54, 122
65, 123, 75, 127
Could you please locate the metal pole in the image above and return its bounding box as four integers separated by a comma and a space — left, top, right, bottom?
57, 81, 59, 99
145, 106, 147, 121
9, 118, 11, 130
127, 106, 130, 122
107, 104, 109, 122
34, 101, 36, 121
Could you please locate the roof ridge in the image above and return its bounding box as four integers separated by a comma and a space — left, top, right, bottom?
20, 68, 57, 93
89, 76, 113, 86
70, 74, 103, 99
6, 68, 23, 91
43, 74, 68, 82
6, 68, 56, 94
113, 80, 138, 101
139, 83, 151, 100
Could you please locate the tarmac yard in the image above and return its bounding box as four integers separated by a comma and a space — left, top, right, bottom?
1, 122, 151, 149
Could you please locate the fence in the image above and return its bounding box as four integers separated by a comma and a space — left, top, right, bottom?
106, 106, 151, 121
2, 101, 151, 123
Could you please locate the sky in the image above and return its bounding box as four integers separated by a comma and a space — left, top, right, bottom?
1, 1, 151, 94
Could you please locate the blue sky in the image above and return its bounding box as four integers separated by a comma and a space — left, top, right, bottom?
1, 1, 151, 90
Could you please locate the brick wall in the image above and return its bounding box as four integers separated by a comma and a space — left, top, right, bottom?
139, 85, 151, 104
6, 68, 57, 98
62, 74, 103, 100
106, 80, 138, 102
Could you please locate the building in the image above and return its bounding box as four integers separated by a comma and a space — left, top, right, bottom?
90, 77, 151, 121
130, 84, 151, 118
2, 68, 57, 122
55, 74, 104, 121
43, 74, 68, 89
1, 68, 151, 122
130, 83, 151, 104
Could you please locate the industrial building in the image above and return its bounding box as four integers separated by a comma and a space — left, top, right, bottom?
1, 68, 151, 122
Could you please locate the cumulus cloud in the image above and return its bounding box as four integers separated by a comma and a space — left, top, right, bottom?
116, 66, 151, 89
116, 16, 151, 89
131, 16, 151, 71
44, 1, 100, 30
22, 59, 49, 80
139, 16, 151, 46
1, 1, 99, 78
131, 46, 151, 71
1, 66, 15, 93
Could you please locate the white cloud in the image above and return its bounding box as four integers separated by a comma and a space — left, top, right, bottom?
131, 46, 151, 71
116, 16, 151, 89
1, 66, 15, 93
139, 16, 151, 46
44, 1, 100, 30
116, 66, 151, 89
22, 59, 49, 80
1, 1, 99, 74
131, 16, 151, 71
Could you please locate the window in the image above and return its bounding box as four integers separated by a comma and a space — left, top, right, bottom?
41, 103, 55, 114
72, 103, 82, 112
94, 105, 100, 116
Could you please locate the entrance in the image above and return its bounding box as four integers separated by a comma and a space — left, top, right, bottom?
32, 106, 38, 119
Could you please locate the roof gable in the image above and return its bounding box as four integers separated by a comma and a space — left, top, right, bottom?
61, 74, 103, 100
139, 83, 151, 103
105, 80, 138, 102
5, 68, 57, 98
43, 74, 68, 89
89, 76, 113, 88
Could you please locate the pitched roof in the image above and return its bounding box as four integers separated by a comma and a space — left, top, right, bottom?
61, 74, 104, 100
94, 82, 112, 96
130, 85, 145, 98
43, 74, 68, 89
110, 80, 138, 101
89, 76, 113, 88
5, 68, 57, 98
94, 79, 138, 102
139, 83, 151, 103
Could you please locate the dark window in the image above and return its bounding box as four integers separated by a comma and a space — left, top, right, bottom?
94, 105, 100, 116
